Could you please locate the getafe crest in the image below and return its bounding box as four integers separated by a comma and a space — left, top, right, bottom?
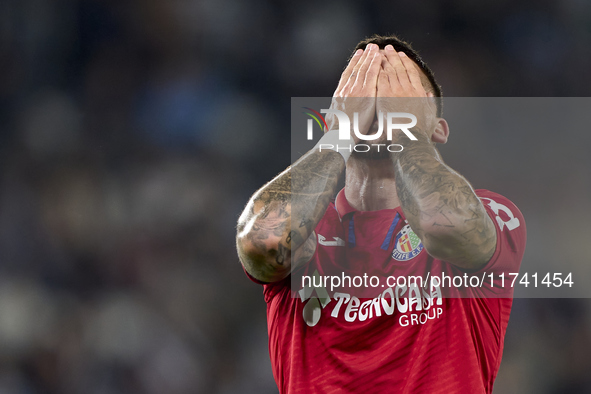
392, 224, 424, 261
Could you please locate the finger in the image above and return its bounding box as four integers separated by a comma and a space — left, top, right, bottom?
377, 68, 391, 97
381, 51, 403, 93
399, 52, 426, 94
363, 51, 382, 92
337, 49, 364, 91
337, 49, 370, 96
354, 44, 378, 88
383, 45, 413, 92
348, 45, 374, 87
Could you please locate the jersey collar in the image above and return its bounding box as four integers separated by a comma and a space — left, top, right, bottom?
335, 188, 356, 219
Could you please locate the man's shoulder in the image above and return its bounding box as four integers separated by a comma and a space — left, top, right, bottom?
473, 188, 526, 276
474, 188, 511, 201
474, 189, 525, 225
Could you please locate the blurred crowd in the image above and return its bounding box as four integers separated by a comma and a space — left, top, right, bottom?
0, 0, 590, 393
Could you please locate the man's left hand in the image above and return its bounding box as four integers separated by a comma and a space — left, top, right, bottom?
377, 45, 437, 135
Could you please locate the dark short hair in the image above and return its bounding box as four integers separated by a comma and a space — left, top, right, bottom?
353, 34, 442, 117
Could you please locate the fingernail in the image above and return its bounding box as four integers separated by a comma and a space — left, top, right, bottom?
399, 52, 407, 57
385, 45, 394, 51
355, 49, 363, 56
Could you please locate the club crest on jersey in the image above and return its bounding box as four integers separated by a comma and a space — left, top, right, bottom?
392, 224, 423, 261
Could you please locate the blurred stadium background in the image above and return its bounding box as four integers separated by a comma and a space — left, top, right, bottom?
0, 0, 590, 393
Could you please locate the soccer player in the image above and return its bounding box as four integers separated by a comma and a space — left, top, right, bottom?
236, 35, 526, 393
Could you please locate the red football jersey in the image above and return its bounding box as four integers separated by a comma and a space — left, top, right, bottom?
249, 189, 526, 394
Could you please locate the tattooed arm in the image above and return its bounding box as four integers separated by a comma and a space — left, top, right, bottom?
236, 150, 345, 283
392, 131, 496, 269
237, 45, 383, 282
376, 46, 496, 269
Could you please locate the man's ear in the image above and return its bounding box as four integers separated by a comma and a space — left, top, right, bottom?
431, 118, 449, 144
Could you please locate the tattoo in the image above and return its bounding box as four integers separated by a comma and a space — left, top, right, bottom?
432, 211, 455, 228
392, 131, 496, 268
276, 243, 288, 265
237, 149, 345, 282
286, 230, 303, 245
299, 218, 313, 229
293, 231, 318, 269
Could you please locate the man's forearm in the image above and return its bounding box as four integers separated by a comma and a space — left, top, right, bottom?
392, 131, 496, 268
236, 149, 345, 282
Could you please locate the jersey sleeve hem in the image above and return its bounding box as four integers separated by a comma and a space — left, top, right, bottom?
463, 189, 526, 276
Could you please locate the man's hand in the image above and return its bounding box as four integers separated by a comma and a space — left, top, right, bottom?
326, 43, 382, 141
377, 45, 428, 98
377, 45, 437, 134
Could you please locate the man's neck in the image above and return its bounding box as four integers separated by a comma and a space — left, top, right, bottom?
344, 155, 401, 211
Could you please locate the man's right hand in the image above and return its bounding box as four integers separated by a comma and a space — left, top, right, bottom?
325, 43, 383, 141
